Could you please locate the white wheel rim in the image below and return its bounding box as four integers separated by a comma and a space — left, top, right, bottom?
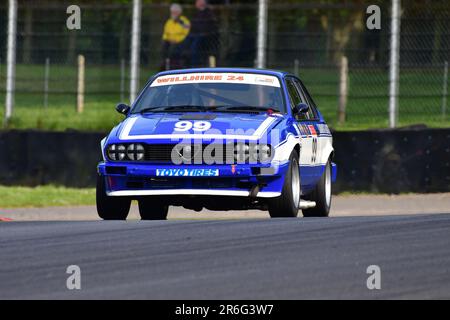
325, 163, 331, 207
291, 158, 300, 208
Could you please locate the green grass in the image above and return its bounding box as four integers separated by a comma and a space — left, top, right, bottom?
299, 67, 450, 130
0, 64, 155, 131
0, 185, 95, 208
0, 64, 448, 131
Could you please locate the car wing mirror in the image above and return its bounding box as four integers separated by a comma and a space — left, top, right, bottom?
293, 102, 309, 114
116, 103, 131, 115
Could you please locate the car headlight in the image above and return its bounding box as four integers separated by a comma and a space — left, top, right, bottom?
127, 144, 145, 161
234, 143, 272, 164
107, 144, 145, 161
259, 144, 272, 163
107, 144, 126, 161
117, 145, 126, 160
249, 143, 259, 163
234, 143, 249, 163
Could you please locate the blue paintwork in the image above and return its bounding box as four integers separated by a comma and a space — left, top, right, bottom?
127, 113, 275, 138
98, 162, 289, 194
331, 162, 338, 182
99, 68, 336, 198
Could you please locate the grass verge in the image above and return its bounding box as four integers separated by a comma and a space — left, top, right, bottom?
0, 185, 95, 209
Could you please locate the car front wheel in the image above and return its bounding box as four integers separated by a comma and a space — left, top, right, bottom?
138, 198, 169, 220
302, 160, 332, 217
268, 150, 300, 218
96, 175, 131, 220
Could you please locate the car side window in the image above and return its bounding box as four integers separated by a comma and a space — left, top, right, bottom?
291, 81, 314, 120
286, 79, 301, 105
286, 78, 307, 120
295, 80, 318, 120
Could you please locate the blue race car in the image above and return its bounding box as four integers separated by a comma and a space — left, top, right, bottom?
97, 68, 337, 220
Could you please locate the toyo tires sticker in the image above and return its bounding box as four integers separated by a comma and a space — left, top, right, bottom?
156, 168, 219, 177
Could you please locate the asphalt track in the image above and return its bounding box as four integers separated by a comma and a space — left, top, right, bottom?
1, 213, 450, 299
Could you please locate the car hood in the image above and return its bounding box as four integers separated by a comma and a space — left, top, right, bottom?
114, 112, 282, 142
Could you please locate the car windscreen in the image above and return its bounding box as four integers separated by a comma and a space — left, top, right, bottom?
132, 73, 285, 113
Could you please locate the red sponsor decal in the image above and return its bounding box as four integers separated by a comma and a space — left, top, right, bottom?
227, 75, 245, 81
308, 125, 317, 136
0, 216, 13, 222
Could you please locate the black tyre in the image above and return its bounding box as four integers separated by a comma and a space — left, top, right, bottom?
138, 198, 169, 220
303, 160, 332, 217
268, 150, 301, 218
96, 175, 131, 220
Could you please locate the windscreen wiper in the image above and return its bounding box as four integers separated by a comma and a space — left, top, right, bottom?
137, 106, 164, 114
164, 105, 208, 112
137, 105, 207, 114
209, 106, 281, 113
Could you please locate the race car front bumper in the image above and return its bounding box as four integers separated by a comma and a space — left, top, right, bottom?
97, 162, 290, 198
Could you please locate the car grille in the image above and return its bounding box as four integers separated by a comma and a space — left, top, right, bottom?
144, 144, 176, 162
144, 143, 235, 164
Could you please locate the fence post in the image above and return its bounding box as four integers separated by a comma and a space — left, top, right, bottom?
209, 56, 216, 68
294, 59, 299, 77
44, 58, 50, 109
77, 55, 85, 114
165, 58, 170, 71
256, 0, 268, 69
338, 56, 349, 124
130, 0, 142, 104
442, 61, 448, 118
120, 58, 125, 102
5, 0, 18, 126
389, 0, 401, 128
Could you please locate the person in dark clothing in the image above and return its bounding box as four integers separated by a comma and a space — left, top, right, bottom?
189, 0, 219, 67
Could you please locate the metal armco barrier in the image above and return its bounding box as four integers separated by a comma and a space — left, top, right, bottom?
333, 128, 450, 193
0, 128, 449, 193
0, 130, 103, 188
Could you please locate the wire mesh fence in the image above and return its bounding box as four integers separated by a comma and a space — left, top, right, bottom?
0, 0, 449, 131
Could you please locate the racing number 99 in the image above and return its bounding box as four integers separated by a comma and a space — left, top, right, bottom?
174, 121, 211, 132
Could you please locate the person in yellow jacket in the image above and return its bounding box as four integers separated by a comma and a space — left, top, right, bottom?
161, 4, 191, 70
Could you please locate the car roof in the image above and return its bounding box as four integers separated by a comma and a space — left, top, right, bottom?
154, 67, 292, 79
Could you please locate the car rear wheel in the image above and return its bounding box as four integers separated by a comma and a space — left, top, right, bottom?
268, 150, 300, 218
302, 160, 332, 217
138, 198, 169, 220
96, 175, 131, 220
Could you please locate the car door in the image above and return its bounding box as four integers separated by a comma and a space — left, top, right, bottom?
285, 77, 315, 190
294, 79, 321, 163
